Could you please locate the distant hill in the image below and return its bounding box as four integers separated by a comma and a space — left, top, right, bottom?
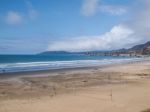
128, 41, 150, 55
80, 41, 150, 56
38, 51, 73, 55
39, 41, 150, 56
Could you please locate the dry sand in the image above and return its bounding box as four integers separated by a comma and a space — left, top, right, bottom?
0, 61, 150, 112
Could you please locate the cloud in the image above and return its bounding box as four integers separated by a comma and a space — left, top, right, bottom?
47, 0, 150, 52
0, 37, 48, 54
124, 0, 150, 44
48, 25, 135, 52
4, 1, 38, 25
5, 11, 23, 25
81, 0, 127, 17
81, 0, 100, 16
100, 5, 127, 15
25, 0, 39, 19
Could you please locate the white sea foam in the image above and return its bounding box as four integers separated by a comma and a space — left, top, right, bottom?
0, 57, 149, 73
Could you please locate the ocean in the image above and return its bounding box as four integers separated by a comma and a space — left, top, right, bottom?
0, 54, 147, 73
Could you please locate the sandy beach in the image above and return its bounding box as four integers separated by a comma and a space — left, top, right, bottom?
0, 61, 150, 112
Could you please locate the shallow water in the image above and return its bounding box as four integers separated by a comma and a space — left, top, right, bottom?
0, 54, 146, 73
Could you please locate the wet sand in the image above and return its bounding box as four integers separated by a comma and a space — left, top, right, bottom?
0, 61, 150, 112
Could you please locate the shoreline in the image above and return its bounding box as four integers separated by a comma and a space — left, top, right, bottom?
0, 58, 148, 78
0, 57, 148, 74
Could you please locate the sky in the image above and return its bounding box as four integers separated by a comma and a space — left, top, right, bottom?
0, 0, 150, 54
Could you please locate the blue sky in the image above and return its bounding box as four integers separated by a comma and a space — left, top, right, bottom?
0, 0, 149, 54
